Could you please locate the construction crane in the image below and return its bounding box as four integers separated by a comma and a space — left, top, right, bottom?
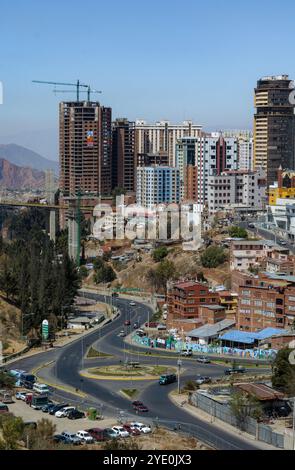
32, 79, 102, 101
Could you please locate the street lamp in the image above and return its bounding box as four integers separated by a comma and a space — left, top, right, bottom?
177, 358, 182, 394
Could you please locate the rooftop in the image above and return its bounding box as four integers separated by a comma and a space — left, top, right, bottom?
220, 328, 288, 344
187, 319, 236, 339
234, 383, 285, 401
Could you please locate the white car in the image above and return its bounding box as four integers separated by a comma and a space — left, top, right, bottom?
32, 383, 50, 395
112, 426, 130, 437
130, 422, 151, 434
130, 302, 136, 306
15, 391, 28, 401
76, 430, 94, 443
55, 406, 76, 418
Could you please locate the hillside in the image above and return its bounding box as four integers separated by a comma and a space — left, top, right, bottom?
0, 143, 58, 174
0, 158, 45, 190
0, 296, 25, 355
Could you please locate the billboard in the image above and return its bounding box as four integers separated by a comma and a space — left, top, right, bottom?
86, 130, 94, 147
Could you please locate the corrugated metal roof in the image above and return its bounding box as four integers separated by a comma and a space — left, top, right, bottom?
187, 319, 236, 339
220, 327, 288, 344
235, 383, 285, 401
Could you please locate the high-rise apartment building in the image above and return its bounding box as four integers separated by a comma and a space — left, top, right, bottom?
112, 118, 136, 192
135, 120, 202, 166
59, 101, 112, 197
254, 75, 295, 186
175, 135, 238, 203
136, 166, 180, 208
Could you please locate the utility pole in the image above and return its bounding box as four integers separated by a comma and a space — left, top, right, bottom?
177, 358, 182, 394
293, 396, 295, 451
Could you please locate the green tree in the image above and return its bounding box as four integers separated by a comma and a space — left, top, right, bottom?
272, 348, 295, 395
147, 260, 176, 291
0, 414, 24, 450
79, 265, 88, 279
0, 371, 15, 390
228, 226, 248, 239
152, 247, 168, 262
201, 246, 227, 268
230, 391, 262, 430
94, 264, 116, 284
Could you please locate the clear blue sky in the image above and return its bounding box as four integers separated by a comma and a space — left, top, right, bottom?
1, 0, 295, 160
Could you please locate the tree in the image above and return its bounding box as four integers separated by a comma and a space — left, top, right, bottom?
0, 371, 15, 390
152, 247, 168, 262
79, 265, 88, 279
147, 260, 176, 291
201, 246, 227, 268
230, 391, 262, 431
272, 348, 295, 396
94, 264, 116, 284
228, 226, 248, 239
0, 414, 24, 450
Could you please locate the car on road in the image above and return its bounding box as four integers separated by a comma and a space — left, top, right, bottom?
180, 350, 193, 357
61, 431, 82, 445
133, 322, 139, 329
195, 375, 212, 385
136, 330, 146, 337
112, 426, 129, 437
124, 320, 131, 326
123, 424, 141, 436
67, 409, 85, 420
132, 402, 149, 412
103, 428, 119, 439
196, 356, 211, 364
118, 330, 126, 337
248, 223, 255, 229
130, 302, 136, 306
279, 239, 288, 246
224, 367, 246, 375
159, 374, 177, 385
55, 406, 76, 418
15, 391, 28, 401
76, 430, 94, 443
49, 403, 69, 415
85, 428, 106, 442
130, 422, 151, 434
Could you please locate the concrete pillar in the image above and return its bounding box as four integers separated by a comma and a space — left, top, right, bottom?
49, 210, 56, 243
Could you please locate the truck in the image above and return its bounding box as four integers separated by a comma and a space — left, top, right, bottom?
159, 374, 177, 385
25, 394, 49, 410
20, 373, 36, 390
0, 390, 13, 404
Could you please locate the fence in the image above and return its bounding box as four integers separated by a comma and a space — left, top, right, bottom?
189, 391, 284, 449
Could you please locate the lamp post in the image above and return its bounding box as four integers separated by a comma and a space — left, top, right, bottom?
177, 358, 182, 395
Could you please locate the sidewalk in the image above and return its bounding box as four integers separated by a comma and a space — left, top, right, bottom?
170, 392, 280, 450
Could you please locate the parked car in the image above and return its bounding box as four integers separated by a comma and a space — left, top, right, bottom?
32, 383, 50, 395
196, 357, 211, 364
55, 406, 76, 418
103, 428, 119, 439
0, 390, 13, 404
67, 409, 85, 420
15, 391, 28, 401
53, 434, 69, 444
76, 430, 94, 443
130, 302, 136, 306
133, 322, 139, 329
224, 367, 246, 376
49, 403, 69, 415
0, 403, 9, 414
130, 422, 151, 434
42, 403, 56, 413
180, 350, 193, 357
61, 431, 82, 445
112, 426, 129, 437
195, 375, 212, 385
123, 424, 141, 436
86, 428, 106, 442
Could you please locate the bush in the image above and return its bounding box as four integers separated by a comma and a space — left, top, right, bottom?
201, 246, 227, 268
152, 247, 168, 262
228, 226, 248, 239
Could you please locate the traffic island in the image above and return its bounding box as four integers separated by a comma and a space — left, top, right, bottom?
80, 364, 177, 381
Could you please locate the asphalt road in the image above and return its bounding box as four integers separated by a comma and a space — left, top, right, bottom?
8, 293, 262, 450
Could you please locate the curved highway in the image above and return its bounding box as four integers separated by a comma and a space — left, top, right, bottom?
9, 292, 262, 450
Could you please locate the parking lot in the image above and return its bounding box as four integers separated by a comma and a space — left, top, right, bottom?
7, 399, 115, 434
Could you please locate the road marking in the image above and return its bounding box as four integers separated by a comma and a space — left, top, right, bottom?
80, 370, 157, 382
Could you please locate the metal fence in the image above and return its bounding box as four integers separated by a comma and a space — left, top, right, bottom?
189, 392, 284, 449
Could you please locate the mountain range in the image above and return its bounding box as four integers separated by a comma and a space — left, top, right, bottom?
0, 144, 59, 174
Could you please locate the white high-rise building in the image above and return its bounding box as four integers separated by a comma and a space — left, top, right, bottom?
135, 120, 202, 166
136, 166, 180, 208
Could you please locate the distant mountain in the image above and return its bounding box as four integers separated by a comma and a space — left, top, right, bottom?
0, 144, 59, 174
0, 158, 45, 190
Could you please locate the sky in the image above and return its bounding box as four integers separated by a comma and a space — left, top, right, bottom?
1, 0, 295, 161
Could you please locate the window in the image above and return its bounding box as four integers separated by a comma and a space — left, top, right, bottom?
254, 300, 262, 307
241, 299, 251, 305
242, 290, 251, 296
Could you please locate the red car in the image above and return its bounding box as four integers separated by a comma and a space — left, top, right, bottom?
123, 424, 141, 436
132, 401, 149, 412
85, 428, 105, 442
124, 320, 131, 326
